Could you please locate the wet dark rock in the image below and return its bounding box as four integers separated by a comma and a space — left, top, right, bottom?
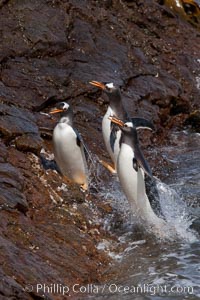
0, 163, 24, 191
169, 95, 191, 115
0, 114, 37, 139
0, 163, 28, 213
15, 134, 43, 155
0, 268, 30, 300
0, 140, 7, 162
7, 147, 32, 171
0, 0, 200, 298
0, 187, 28, 214
0, 104, 39, 140
184, 110, 200, 132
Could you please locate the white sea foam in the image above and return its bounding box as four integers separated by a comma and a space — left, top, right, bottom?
97, 240, 124, 261
94, 157, 197, 242
155, 179, 197, 242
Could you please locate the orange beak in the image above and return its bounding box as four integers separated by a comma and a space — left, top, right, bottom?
89, 80, 106, 90
49, 108, 64, 114
108, 116, 125, 127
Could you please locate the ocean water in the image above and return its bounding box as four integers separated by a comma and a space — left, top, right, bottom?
87, 130, 200, 300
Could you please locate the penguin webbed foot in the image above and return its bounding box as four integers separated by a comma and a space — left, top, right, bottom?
99, 159, 117, 175
80, 183, 88, 193
63, 176, 88, 193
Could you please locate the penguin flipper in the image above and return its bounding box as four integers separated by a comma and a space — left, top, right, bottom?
131, 117, 155, 131
132, 158, 138, 172
76, 134, 81, 148
134, 147, 152, 178
74, 128, 94, 164
145, 176, 165, 219
74, 128, 89, 159
110, 124, 117, 152
82, 142, 92, 163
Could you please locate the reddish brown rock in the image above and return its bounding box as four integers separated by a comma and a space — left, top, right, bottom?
0, 0, 200, 299
184, 109, 200, 131
15, 134, 43, 155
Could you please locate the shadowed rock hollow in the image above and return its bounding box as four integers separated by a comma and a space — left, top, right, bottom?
0, 0, 200, 299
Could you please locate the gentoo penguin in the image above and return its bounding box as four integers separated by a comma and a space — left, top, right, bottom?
50, 102, 88, 191
89, 81, 154, 173
109, 116, 165, 227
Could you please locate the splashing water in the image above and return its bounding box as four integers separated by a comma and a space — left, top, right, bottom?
155, 179, 197, 242
91, 156, 197, 242
89, 131, 200, 300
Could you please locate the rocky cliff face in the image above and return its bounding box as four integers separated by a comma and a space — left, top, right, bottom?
0, 0, 200, 299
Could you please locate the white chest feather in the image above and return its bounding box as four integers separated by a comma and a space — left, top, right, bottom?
117, 143, 164, 227
53, 123, 88, 185
117, 143, 138, 210
102, 106, 121, 167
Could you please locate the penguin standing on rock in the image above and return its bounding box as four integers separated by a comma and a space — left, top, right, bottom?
89, 81, 154, 173
50, 102, 88, 191
109, 116, 165, 228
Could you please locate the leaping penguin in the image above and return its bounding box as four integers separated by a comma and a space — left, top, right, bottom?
109, 116, 165, 228
50, 102, 88, 191
89, 81, 154, 173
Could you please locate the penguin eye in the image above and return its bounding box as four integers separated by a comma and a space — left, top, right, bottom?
62, 103, 69, 111
106, 83, 114, 91
124, 124, 128, 127
106, 87, 112, 92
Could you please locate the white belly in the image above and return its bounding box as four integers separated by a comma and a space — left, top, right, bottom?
53, 123, 88, 185
102, 107, 121, 168
118, 143, 165, 227
117, 143, 138, 211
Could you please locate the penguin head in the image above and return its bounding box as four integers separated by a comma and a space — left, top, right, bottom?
109, 117, 138, 141
89, 80, 121, 103
104, 82, 118, 94
50, 102, 73, 125
109, 116, 132, 130
120, 122, 138, 139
